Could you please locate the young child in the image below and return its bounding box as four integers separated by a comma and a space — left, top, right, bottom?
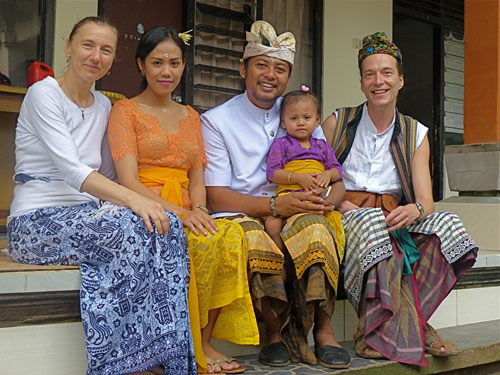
265, 86, 344, 249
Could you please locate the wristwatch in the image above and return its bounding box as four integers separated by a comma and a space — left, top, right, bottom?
415, 202, 424, 220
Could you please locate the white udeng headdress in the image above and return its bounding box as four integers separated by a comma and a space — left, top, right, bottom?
243, 21, 296, 66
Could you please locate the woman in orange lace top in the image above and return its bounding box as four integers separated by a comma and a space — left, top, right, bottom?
107, 27, 258, 375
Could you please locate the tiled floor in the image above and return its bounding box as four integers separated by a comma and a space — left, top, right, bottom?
233, 320, 500, 374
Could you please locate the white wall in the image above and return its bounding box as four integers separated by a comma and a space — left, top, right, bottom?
53, 0, 99, 76
322, 0, 392, 119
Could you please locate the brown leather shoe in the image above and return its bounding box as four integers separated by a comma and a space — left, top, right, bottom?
423, 323, 461, 357
353, 330, 385, 359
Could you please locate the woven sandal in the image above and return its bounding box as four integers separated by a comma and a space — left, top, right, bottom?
353, 330, 385, 359
424, 323, 461, 357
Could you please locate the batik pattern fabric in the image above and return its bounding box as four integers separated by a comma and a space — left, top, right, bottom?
8, 202, 197, 375
342, 208, 477, 365
228, 212, 344, 365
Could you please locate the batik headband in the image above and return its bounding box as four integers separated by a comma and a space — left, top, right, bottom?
358, 31, 402, 65
243, 20, 296, 66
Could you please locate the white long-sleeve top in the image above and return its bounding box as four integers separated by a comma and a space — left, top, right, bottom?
9, 77, 115, 218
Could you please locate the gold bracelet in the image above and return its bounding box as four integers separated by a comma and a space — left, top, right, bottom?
192, 204, 209, 214
287, 172, 293, 184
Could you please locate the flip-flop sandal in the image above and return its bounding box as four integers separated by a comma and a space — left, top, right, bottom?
213, 358, 245, 374
424, 323, 461, 357
200, 361, 225, 375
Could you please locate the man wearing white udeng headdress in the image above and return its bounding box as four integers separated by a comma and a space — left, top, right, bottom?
200, 20, 350, 369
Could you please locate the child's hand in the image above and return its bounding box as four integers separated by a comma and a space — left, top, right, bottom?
294, 173, 319, 191
315, 171, 331, 188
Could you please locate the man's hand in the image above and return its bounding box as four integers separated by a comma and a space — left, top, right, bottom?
274, 191, 326, 216
385, 204, 420, 232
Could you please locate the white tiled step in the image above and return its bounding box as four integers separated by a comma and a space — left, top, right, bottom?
0, 322, 87, 375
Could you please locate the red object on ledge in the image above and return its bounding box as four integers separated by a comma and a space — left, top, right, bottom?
27, 62, 54, 87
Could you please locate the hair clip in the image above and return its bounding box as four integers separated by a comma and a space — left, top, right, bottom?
178, 29, 193, 46
301, 84, 310, 92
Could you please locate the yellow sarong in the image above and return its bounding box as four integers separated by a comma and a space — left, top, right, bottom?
276, 159, 325, 196
138, 167, 259, 373
138, 167, 190, 208
274, 159, 345, 287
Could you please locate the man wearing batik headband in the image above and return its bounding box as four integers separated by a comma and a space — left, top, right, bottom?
200, 20, 350, 369
323, 31, 477, 366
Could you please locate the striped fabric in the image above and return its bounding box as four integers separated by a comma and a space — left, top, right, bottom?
409, 211, 477, 263
342, 208, 393, 311
343, 208, 478, 311
363, 233, 477, 366
332, 105, 418, 205
224, 213, 344, 364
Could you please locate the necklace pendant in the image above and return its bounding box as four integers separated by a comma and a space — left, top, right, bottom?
162, 108, 167, 113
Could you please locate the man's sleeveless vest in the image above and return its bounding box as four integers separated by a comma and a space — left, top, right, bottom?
330, 103, 418, 205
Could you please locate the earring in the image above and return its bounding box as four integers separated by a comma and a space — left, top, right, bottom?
106, 70, 111, 76
140, 70, 145, 76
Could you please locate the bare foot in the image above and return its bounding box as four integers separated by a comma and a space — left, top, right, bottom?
203, 341, 242, 372
266, 329, 281, 345
313, 330, 342, 348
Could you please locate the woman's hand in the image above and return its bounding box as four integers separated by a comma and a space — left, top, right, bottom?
294, 173, 319, 191
181, 208, 218, 236
128, 193, 170, 235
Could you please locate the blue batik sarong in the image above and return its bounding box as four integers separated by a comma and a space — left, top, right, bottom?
8, 202, 197, 375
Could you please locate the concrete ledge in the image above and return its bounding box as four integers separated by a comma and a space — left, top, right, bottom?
445, 143, 500, 191
435, 197, 500, 251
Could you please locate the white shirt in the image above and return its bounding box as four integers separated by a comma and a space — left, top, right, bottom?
9, 77, 115, 217
201, 91, 324, 217
339, 104, 428, 201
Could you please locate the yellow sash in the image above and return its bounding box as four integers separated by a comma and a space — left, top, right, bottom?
276, 159, 325, 196
138, 167, 189, 208
138, 167, 207, 371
